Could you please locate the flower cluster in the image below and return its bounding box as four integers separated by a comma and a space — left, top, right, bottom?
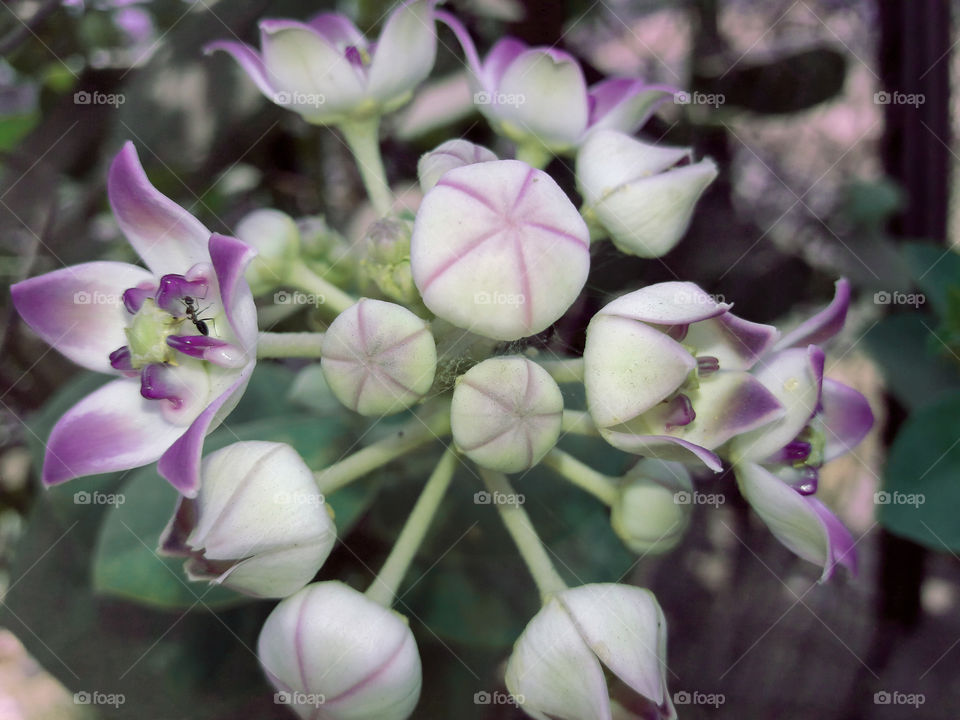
12, 2, 875, 720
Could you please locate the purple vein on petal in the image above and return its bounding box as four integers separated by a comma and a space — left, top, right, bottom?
355, 299, 370, 355
457, 423, 516, 452
513, 232, 534, 328
435, 178, 498, 213
374, 327, 428, 356
459, 379, 516, 413
511, 166, 536, 214
419, 226, 503, 292
523, 221, 589, 248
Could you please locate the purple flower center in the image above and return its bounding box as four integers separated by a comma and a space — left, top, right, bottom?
663, 394, 696, 430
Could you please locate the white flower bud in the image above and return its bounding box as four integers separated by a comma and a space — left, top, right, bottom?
411, 159, 590, 341
505, 583, 675, 720
258, 581, 421, 720
577, 129, 717, 258
321, 299, 437, 416
417, 139, 498, 192
611, 459, 693, 554
235, 209, 301, 295
451, 356, 563, 472
160, 442, 335, 598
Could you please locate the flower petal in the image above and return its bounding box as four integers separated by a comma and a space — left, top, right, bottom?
108, 142, 210, 277
818, 378, 874, 462
11, 261, 153, 373
730, 346, 824, 463
735, 462, 856, 580
558, 584, 668, 706
306, 12, 365, 47
434, 10, 482, 79
683, 312, 779, 371
599, 281, 731, 326
481, 36, 527, 89
204, 40, 277, 99
505, 597, 611, 720
586, 78, 675, 134
41, 379, 185, 486
496, 48, 589, 150
209, 233, 259, 352
775, 278, 851, 351
584, 313, 695, 427
368, 0, 438, 103
599, 431, 723, 472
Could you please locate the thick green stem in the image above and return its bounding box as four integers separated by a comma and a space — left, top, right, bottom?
561, 409, 599, 436
366, 448, 458, 607
538, 357, 584, 383
314, 406, 452, 495
542, 448, 618, 506
338, 117, 393, 217
286, 263, 356, 318
257, 331, 324, 359
479, 468, 568, 602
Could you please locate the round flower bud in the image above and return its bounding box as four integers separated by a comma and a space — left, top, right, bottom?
411, 159, 590, 341
611, 458, 693, 554
451, 356, 563, 472
159, 441, 335, 598
234, 209, 301, 295
356, 217, 419, 306
321, 299, 437, 416
258, 581, 421, 720
577, 129, 717, 258
417, 139, 498, 192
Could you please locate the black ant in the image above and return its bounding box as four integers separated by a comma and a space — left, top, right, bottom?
181, 296, 216, 336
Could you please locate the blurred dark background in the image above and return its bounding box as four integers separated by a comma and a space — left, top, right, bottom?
0, 0, 958, 718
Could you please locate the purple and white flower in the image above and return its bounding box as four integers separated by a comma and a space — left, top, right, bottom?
441, 14, 675, 156
206, 0, 438, 126
11, 142, 257, 496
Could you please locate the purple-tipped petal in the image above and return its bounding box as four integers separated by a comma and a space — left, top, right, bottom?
306, 12, 365, 48
367, 0, 438, 102
167, 335, 246, 368
819, 378, 874, 461
735, 462, 855, 581
775, 278, 851, 351
681, 370, 786, 450
158, 496, 197, 556
204, 40, 278, 99
11, 261, 153, 374
586, 78, 676, 135
684, 312, 780, 371
600, 429, 724, 472
108, 143, 211, 277
122, 283, 156, 314
434, 10, 482, 79
140, 363, 185, 409
41, 379, 185, 486
157, 362, 255, 497
600, 281, 732, 326
209, 233, 258, 351
481, 37, 527, 90
108, 346, 137, 376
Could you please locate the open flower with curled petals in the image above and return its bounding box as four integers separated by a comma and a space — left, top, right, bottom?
726, 279, 873, 580
505, 583, 675, 720
441, 14, 674, 159
584, 282, 783, 471
206, 0, 438, 125
11, 142, 257, 496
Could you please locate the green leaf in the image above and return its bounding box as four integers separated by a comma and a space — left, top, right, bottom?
0, 112, 39, 151
880, 390, 960, 552
901, 242, 960, 318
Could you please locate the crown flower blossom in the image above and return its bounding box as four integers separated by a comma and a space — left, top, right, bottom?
206, 0, 438, 126
440, 14, 674, 163
726, 279, 873, 580
584, 281, 783, 471
411, 159, 590, 341
10, 142, 258, 496
505, 583, 676, 720
160, 442, 336, 598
